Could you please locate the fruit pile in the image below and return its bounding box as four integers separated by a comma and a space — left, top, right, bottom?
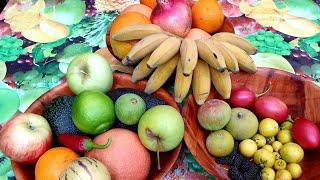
0, 53, 185, 179
197, 86, 320, 180
108, 0, 258, 104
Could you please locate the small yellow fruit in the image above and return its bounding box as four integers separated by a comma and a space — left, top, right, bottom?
280, 143, 304, 163
275, 169, 292, 180
277, 130, 292, 144
274, 159, 287, 170
287, 163, 302, 179
254, 149, 275, 168
266, 136, 275, 145
273, 152, 281, 160
272, 141, 283, 152
239, 139, 257, 158
252, 134, 267, 148
261, 167, 275, 180
263, 145, 273, 153
259, 118, 279, 137
280, 121, 293, 130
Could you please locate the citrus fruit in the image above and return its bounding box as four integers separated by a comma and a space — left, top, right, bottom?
259, 118, 279, 137
110, 12, 151, 59
72, 90, 115, 135
121, 4, 152, 18
85, 128, 151, 179
191, 0, 225, 33
206, 130, 234, 157
140, 0, 157, 9
115, 93, 146, 125
35, 147, 79, 180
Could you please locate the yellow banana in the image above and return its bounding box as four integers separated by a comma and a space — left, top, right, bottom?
210, 67, 231, 99
195, 39, 226, 72
147, 36, 182, 68
221, 42, 257, 73
144, 55, 179, 94
174, 60, 193, 103
131, 55, 154, 83
112, 24, 163, 41
122, 33, 169, 65
212, 39, 239, 73
212, 32, 257, 55
180, 38, 198, 76
192, 59, 211, 105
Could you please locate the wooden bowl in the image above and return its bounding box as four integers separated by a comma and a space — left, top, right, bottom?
182, 68, 320, 180
11, 73, 182, 180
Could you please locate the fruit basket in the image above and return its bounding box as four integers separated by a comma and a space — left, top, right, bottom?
11, 73, 182, 180
182, 67, 320, 179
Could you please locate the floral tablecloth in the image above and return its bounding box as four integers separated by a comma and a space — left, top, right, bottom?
0, 0, 319, 179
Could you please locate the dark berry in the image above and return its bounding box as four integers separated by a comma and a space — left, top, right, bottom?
233, 154, 245, 168
228, 166, 244, 180
240, 159, 259, 173
216, 155, 234, 165
243, 169, 258, 180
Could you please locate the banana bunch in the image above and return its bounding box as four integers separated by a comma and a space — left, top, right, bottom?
112, 24, 257, 104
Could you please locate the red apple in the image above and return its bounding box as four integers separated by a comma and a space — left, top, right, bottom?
0, 113, 52, 164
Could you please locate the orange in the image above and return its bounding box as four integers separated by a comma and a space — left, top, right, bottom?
121, 4, 152, 18
191, 0, 225, 34
185, 28, 211, 40
35, 147, 79, 180
140, 0, 157, 10
110, 12, 151, 59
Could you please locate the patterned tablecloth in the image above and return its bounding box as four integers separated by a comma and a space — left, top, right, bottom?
0, 0, 319, 179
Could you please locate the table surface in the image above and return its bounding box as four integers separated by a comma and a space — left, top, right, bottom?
0, 0, 319, 179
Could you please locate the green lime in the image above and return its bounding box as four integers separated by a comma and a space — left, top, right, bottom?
72, 90, 115, 135
115, 93, 146, 125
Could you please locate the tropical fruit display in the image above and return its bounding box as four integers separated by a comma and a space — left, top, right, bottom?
194, 85, 320, 180
0, 52, 185, 179
108, 0, 258, 105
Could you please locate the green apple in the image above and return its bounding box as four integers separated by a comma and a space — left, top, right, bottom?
66, 53, 113, 95
138, 105, 184, 152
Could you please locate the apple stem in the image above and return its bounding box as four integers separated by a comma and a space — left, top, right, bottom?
156, 140, 161, 170
257, 82, 272, 97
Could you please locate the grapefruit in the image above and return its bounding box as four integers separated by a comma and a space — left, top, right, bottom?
85, 128, 151, 179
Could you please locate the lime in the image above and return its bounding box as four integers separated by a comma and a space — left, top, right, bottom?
72, 90, 115, 135
115, 93, 146, 125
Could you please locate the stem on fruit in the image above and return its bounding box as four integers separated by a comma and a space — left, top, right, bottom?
257, 82, 272, 97
237, 112, 244, 119
87, 137, 112, 150
156, 140, 161, 170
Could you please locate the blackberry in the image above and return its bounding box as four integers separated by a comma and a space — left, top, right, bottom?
243, 169, 258, 180
233, 154, 245, 168
240, 159, 259, 173
231, 141, 240, 155
216, 155, 234, 165
228, 166, 244, 180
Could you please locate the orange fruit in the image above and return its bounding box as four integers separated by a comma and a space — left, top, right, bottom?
185, 28, 211, 40
110, 12, 151, 59
35, 147, 79, 180
140, 0, 157, 9
121, 4, 152, 18
191, 0, 225, 33
85, 128, 151, 179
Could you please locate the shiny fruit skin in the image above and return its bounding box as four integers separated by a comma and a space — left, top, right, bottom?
254, 149, 275, 168
254, 96, 289, 123
206, 130, 234, 157
261, 167, 275, 180
259, 118, 279, 137
252, 134, 267, 148
277, 130, 292, 144
229, 87, 256, 108
292, 117, 320, 149
280, 142, 304, 163
286, 163, 302, 179
239, 139, 257, 158
275, 169, 292, 180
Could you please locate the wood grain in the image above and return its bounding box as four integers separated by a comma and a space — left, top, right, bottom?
12, 73, 182, 180
182, 68, 320, 180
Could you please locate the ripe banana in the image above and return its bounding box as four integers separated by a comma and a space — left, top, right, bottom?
147, 36, 182, 69
174, 60, 193, 103
210, 67, 231, 99
131, 55, 154, 83
212, 32, 257, 55
195, 39, 226, 72
192, 59, 211, 105
112, 24, 163, 41
221, 42, 257, 73
145, 55, 179, 94
212, 39, 239, 73
180, 38, 198, 76
122, 33, 169, 65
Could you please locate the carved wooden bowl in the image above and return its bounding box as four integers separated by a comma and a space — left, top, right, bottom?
11, 73, 182, 180
182, 68, 320, 180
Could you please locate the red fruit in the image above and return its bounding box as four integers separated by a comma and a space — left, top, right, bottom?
292, 118, 320, 149
254, 96, 289, 123
58, 134, 111, 153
